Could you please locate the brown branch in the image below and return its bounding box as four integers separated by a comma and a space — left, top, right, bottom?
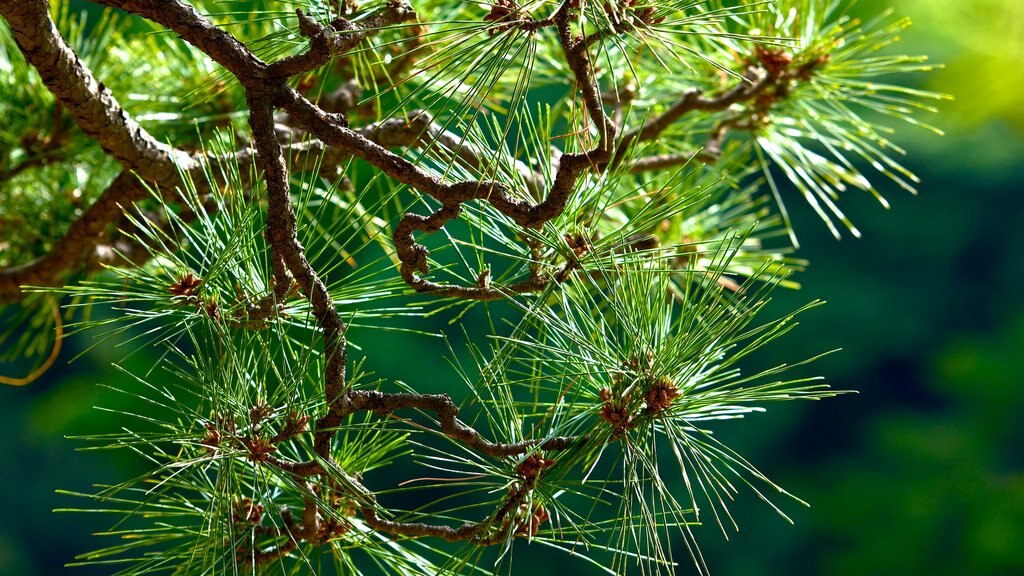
0, 0, 194, 181
390, 197, 555, 300
359, 474, 538, 543
281, 93, 556, 298
530, 4, 616, 224
247, 96, 348, 460
352, 110, 546, 194
257, 388, 581, 480
343, 390, 579, 458
609, 72, 772, 169
267, 3, 417, 79
367, 4, 620, 298
359, 486, 525, 543
632, 79, 767, 142
282, 89, 448, 196
0, 0, 229, 299
317, 79, 361, 116
273, 8, 612, 231
359, 506, 485, 541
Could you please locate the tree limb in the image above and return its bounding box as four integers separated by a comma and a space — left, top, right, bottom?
0, 0, 194, 180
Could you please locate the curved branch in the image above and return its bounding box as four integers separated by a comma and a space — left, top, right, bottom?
344, 390, 579, 458
261, 388, 580, 480
359, 485, 527, 543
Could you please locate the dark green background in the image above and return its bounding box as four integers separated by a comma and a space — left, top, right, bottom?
2, 1, 1022, 574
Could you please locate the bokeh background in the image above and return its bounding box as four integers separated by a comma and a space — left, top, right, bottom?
2, 0, 1022, 574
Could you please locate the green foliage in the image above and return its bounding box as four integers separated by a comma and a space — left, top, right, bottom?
0, 0, 943, 574
456, 258, 839, 573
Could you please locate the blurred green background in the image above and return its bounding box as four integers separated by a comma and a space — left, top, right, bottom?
2, 0, 1022, 574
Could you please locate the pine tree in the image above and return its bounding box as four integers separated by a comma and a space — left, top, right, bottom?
0, 0, 944, 574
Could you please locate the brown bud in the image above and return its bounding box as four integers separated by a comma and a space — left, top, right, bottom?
755, 46, 793, 77
249, 404, 273, 427
244, 435, 277, 462
516, 504, 549, 537
515, 453, 556, 480
645, 376, 681, 414
169, 272, 202, 298
200, 422, 221, 451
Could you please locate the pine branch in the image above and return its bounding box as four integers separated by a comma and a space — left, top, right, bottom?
0, 1, 943, 573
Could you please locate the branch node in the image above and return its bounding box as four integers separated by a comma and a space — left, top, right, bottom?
296, 9, 323, 38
